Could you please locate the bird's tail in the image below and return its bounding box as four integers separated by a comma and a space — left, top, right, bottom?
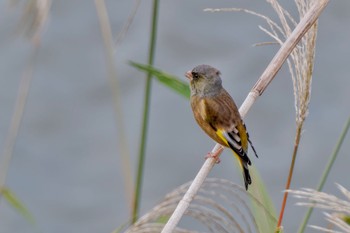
234, 153, 252, 190
241, 160, 252, 190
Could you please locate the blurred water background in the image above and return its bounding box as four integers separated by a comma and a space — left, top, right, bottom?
0, 0, 349, 232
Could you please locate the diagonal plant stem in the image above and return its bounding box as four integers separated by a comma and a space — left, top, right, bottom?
94, 0, 133, 209
297, 116, 350, 233
115, 0, 141, 46
0, 39, 40, 201
132, 0, 160, 223
276, 123, 303, 229
161, 1, 329, 232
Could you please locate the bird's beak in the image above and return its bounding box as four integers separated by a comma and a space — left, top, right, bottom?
185, 71, 192, 81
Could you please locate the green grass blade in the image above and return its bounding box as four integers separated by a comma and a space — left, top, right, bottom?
130, 62, 190, 99
132, 0, 160, 223
249, 167, 277, 233
0, 187, 36, 225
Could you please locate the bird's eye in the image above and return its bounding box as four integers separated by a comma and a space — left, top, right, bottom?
192, 72, 199, 79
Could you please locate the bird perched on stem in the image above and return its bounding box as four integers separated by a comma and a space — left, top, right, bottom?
185, 64, 258, 190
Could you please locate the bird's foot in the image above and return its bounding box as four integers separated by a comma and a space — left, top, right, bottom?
205, 152, 221, 164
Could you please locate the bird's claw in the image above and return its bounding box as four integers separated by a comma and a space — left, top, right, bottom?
205, 152, 221, 164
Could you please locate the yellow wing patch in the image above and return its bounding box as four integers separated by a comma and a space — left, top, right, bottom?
236, 124, 248, 151
215, 129, 230, 148
216, 129, 244, 169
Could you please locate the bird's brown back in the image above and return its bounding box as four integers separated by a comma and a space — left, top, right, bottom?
190, 88, 246, 149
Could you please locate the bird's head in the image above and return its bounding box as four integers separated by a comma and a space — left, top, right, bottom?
185, 64, 223, 97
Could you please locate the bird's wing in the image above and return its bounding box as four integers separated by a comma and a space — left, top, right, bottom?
202, 95, 252, 189
201, 95, 251, 166
216, 126, 251, 166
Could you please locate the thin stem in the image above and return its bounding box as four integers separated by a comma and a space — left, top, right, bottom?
277, 124, 303, 229
132, 0, 159, 223
94, 0, 133, 209
298, 116, 350, 233
116, 0, 141, 45
0, 39, 39, 200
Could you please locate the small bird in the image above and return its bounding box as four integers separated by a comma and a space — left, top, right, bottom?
185, 64, 258, 190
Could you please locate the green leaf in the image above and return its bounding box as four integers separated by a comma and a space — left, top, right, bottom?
0, 187, 36, 225
249, 167, 278, 233
130, 62, 190, 99
342, 215, 350, 225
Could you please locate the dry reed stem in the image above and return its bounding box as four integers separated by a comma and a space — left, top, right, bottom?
0, 0, 48, 198
161, 1, 329, 232
14, 0, 51, 41
0, 39, 40, 196
94, 0, 134, 207
115, 0, 141, 46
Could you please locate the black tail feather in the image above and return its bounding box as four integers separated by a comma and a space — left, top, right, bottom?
243, 123, 258, 158
227, 141, 252, 165
242, 163, 252, 190
248, 137, 258, 158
